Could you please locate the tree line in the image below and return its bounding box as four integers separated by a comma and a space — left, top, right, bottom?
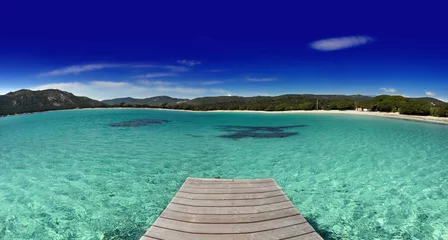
105, 95, 448, 117
356, 95, 448, 117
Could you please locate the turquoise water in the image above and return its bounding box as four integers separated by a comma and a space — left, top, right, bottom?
0, 109, 447, 239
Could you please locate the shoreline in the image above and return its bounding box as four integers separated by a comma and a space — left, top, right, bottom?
2, 107, 448, 125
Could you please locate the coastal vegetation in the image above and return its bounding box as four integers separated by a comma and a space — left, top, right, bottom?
101, 96, 187, 105
1, 89, 447, 118
105, 94, 448, 117
356, 95, 447, 116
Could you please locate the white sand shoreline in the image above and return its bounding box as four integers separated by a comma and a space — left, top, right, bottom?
3, 108, 448, 125
179, 109, 448, 124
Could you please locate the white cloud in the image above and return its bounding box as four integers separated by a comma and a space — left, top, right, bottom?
39, 64, 122, 77
247, 77, 279, 82
200, 80, 223, 85
137, 80, 173, 86
310, 36, 374, 51
90, 81, 131, 88
135, 73, 177, 78
177, 60, 202, 66
32, 81, 229, 100
380, 87, 397, 93
163, 65, 189, 72
425, 91, 436, 97
133, 64, 189, 72
39, 63, 189, 77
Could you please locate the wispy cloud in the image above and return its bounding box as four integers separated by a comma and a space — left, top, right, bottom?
164, 65, 189, 72
90, 81, 131, 87
425, 91, 436, 97
39, 63, 189, 77
207, 69, 226, 72
135, 73, 177, 78
177, 60, 202, 66
32, 81, 229, 100
134, 64, 189, 72
380, 87, 397, 93
247, 77, 279, 82
39, 64, 122, 77
137, 80, 173, 86
310, 36, 374, 51
200, 80, 223, 85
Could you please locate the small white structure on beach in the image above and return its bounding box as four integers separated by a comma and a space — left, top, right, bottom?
356, 107, 371, 112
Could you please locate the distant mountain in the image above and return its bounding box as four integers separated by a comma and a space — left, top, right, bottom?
102, 96, 188, 106
0, 89, 104, 116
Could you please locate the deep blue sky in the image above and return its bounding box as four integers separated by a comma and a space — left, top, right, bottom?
1, 1, 447, 100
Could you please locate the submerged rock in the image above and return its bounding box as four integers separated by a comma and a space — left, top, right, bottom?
108, 119, 170, 127
217, 125, 306, 132
216, 125, 305, 139
186, 134, 204, 138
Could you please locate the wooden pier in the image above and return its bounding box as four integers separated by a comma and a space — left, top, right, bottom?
140, 177, 322, 240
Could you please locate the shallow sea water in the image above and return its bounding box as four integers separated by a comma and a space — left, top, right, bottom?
0, 109, 447, 239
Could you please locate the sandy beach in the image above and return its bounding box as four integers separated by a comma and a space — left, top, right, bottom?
94, 108, 448, 125
198, 109, 448, 124
204, 109, 448, 124
4, 108, 448, 125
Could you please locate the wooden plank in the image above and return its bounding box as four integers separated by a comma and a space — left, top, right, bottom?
187, 177, 235, 182
183, 182, 278, 189
175, 190, 285, 200
152, 215, 307, 234
140, 178, 323, 240
180, 185, 281, 194
166, 201, 294, 215
160, 207, 300, 223
139, 236, 161, 240
143, 224, 316, 240
186, 177, 275, 184
285, 232, 324, 240
171, 195, 289, 207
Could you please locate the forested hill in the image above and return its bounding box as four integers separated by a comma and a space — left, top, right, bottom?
0, 89, 104, 116
1, 90, 447, 118
186, 94, 372, 106
102, 96, 188, 105
108, 93, 447, 117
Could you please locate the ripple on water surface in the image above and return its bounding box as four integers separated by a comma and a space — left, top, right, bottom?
0, 109, 447, 239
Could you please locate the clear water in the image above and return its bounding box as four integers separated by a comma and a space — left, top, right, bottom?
0, 109, 447, 240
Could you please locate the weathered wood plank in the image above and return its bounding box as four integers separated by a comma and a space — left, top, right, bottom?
143, 224, 316, 240
171, 195, 289, 207
183, 182, 278, 189
186, 177, 275, 184
140, 178, 323, 240
175, 190, 285, 200
187, 177, 235, 182
166, 201, 294, 214
139, 235, 161, 240
180, 185, 281, 194
152, 215, 307, 234
285, 232, 324, 240
160, 207, 300, 223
